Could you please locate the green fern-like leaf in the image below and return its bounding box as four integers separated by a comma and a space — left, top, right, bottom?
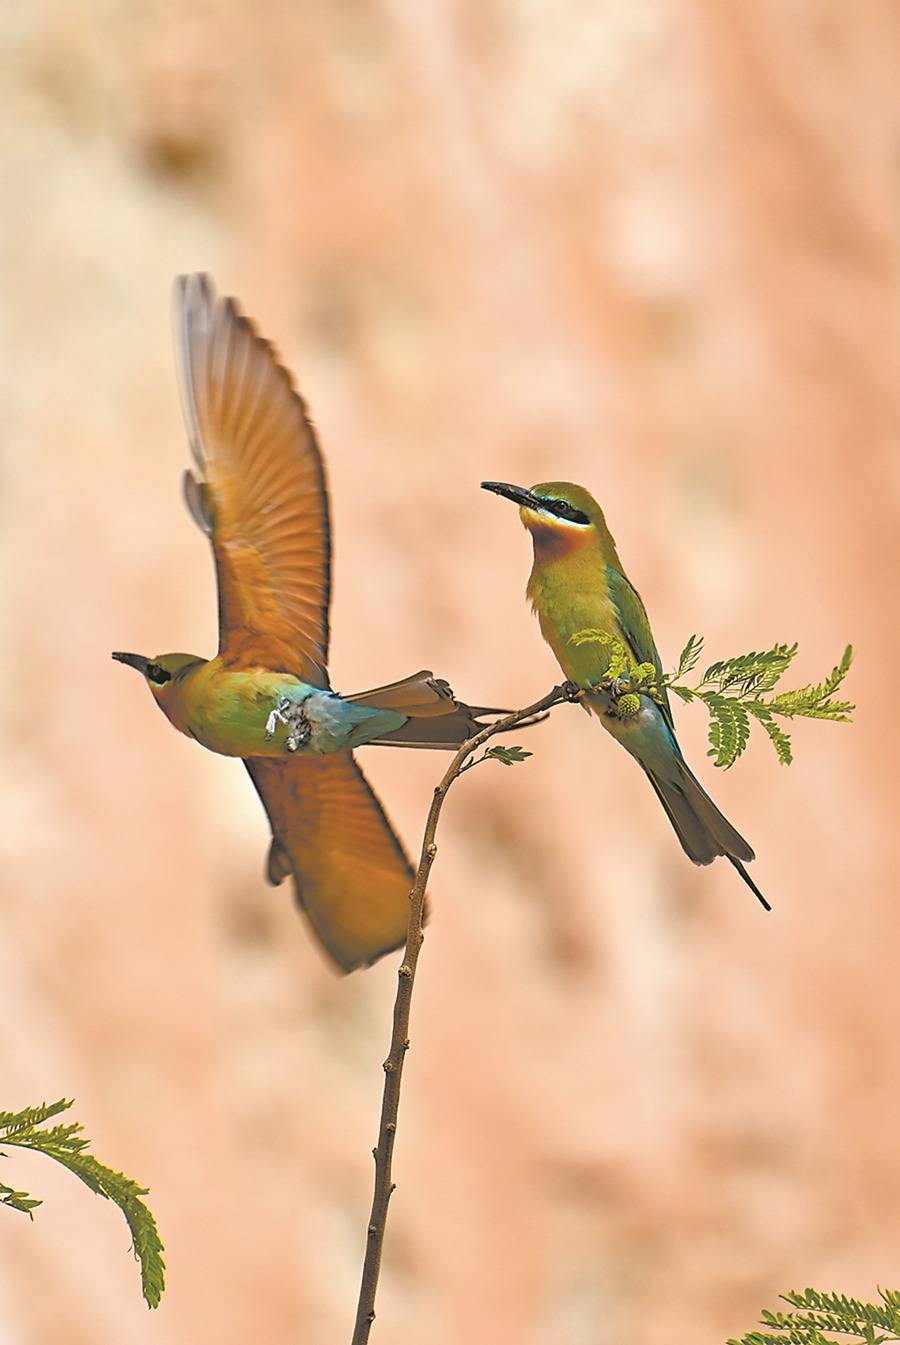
701, 643, 798, 696
728, 1286, 900, 1344
766, 646, 854, 720
746, 703, 794, 765
0, 1100, 165, 1307
783, 1288, 899, 1334
0, 1100, 71, 1134
704, 693, 750, 768
658, 640, 854, 769
559, 631, 852, 769
674, 633, 705, 679
0, 1180, 42, 1216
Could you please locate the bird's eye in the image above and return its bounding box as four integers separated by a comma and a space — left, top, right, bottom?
550, 500, 590, 525
146, 663, 172, 686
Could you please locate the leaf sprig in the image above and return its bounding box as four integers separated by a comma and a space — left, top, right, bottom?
0, 1099, 165, 1308
729, 1286, 900, 1344
567, 632, 854, 769
459, 743, 533, 772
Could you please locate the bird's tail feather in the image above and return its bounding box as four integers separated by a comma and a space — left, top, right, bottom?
644, 758, 770, 910
349, 671, 515, 750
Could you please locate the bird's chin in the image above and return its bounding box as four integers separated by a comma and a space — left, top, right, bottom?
520, 507, 589, 555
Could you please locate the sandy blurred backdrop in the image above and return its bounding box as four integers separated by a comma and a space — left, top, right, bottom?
1, 3, 898, 1343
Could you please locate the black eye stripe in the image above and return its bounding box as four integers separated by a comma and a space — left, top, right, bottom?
146, 663, 172, 685
538, 498, 590, 526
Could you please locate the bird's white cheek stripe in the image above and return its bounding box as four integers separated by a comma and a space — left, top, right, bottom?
523, 506, 589, 530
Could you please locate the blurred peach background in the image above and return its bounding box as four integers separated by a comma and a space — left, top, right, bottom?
1, 4, 898, 1344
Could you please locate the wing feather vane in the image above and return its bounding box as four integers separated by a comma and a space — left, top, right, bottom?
245, 753, 416, 972
175, 273, 331, 684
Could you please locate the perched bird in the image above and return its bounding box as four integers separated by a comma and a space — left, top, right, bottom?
114, 273, 503, 972
481, 480, 768, 910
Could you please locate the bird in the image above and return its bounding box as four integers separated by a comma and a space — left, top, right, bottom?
480, 479, 769, 910
114, 273, 505, 973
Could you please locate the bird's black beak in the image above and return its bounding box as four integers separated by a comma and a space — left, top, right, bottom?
481, 481, 542, 509
112, 651, 150, 676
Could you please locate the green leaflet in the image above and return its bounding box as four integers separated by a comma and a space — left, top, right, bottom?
672, 633, 704, 678
666, 642, 854, 769
566, 630, 855, 770
702, 642, 798, 695
483, 745, 533, 765
460, 743, 533, 773
728, 1286, 900, 1344
0, 1181, 42, 1215
766, 645, 855, 720
746, 703, 793, 766
0, 1099, 165, 1308
704, 694, 750, 769
567, 626, 855, 769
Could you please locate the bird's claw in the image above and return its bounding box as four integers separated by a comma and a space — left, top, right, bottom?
264, 703, 285, 740
264, 696, 311, 752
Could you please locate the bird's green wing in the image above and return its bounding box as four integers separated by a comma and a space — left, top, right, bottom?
606, 566, 674, 730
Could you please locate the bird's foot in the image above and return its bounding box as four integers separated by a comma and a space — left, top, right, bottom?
601, 674, 642, 719
265, 696, 312, 752
264, 696, 290, 740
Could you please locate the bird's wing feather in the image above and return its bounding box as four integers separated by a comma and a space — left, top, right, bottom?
245, 752, 415, 972
175, 273, 331, 685
606, 565, 674, 729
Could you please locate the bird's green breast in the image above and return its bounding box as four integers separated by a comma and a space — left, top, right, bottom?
158, 660, 407, 759
527, 545, 618, 686
169, 664, 311, 756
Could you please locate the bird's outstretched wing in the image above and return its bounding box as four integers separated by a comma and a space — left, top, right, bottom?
175, 273, 331, 685
245, 752, 416, 972
606, 566, 674, 730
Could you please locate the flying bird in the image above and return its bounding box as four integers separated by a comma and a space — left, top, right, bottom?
114, 273, 503, 972
481, 480, 768, 910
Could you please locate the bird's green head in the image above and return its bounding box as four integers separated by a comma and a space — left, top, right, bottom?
481, 480, 615, 557
111, 650, 198, 698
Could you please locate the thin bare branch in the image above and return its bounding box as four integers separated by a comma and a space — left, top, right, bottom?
350, 682, 575, 1344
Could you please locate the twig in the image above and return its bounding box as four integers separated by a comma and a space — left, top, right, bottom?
350, 682, 575, 1345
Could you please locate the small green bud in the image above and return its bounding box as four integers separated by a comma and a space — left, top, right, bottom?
616, 693, 641, 718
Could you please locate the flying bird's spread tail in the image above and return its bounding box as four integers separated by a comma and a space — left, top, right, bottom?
348, 670, 509, 749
